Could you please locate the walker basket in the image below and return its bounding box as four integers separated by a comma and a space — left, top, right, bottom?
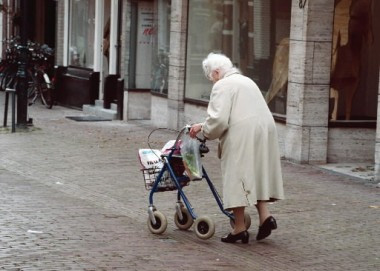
142, 167, 177, 191
141, 156, 188, 192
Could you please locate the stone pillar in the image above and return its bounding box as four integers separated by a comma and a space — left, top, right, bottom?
108, 0, 119, 75
375, 68, 380, 182
167, 0, 187, 130
120, 0, 130, 86
55, 0, 65, 66
285, 0, 334, 164
94, 0, 104, 73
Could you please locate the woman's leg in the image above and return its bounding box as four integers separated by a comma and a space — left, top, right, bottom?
221, 206, 249, 243
232, 206, 246, 234
256, 201, 271, 225
255, 201, 277, 240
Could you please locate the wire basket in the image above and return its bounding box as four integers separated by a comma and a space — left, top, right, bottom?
141, 156, 189, 191
142, 167, 178, 191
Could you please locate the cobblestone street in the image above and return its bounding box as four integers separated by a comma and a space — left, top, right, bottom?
0, 92, 379, 270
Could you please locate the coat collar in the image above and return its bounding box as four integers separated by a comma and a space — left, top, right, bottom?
222, 68, 240, 79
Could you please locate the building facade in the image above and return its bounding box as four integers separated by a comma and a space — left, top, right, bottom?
2, 0, 380, 179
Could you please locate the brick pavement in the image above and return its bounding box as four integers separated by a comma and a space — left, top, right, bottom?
0, 92, 379, 271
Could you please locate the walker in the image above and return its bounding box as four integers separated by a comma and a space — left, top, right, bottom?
139, 126, 251, 240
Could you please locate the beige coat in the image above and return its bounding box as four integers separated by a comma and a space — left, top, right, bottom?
202, 71, 284, 209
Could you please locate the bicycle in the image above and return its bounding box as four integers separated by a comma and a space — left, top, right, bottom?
0, 38, 55, 109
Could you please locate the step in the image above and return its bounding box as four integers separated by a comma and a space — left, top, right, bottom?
82, 104, 97, 115
110, 103, 117, 111
99, 108, 118, 120
95, 100, 104, 107
82, 104, 117, 120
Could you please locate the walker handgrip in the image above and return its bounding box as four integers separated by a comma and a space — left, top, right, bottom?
184, 125, 191, 133
199, 143, 209, 154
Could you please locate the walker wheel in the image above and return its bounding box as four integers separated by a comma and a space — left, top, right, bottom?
174, 207, 193, 230
194, 216, 215, 240
147, 210, 168, 234
229, 212, 251, 230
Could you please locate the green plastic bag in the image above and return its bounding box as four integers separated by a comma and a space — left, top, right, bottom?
180, 133, 202, 180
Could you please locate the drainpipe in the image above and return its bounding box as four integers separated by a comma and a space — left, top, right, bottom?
109, 0, 118, 75
94, 0, 104, 99
116, 0, 122, 75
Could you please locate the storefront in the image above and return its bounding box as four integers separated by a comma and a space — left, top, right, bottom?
53, 0, 171, 118
182, 0, 379, 167
171, 0, 379, 177
56, 0, 380, 173
4, 0, 379, 178
124, 0, 171, 120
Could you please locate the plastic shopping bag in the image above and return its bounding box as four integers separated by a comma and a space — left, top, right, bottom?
138, 149, 176, 190
161, 140, 181, 156
138, 149, 163, 169
180, 133, 202, 180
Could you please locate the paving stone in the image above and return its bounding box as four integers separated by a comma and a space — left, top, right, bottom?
0, 92, 379, 270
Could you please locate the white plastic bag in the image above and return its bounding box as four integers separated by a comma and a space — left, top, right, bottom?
180, 133, 202, 180
138, 149, 175, 190
138, 149, 163, 169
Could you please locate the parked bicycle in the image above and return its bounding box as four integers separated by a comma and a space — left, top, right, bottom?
0, 37, 55, 109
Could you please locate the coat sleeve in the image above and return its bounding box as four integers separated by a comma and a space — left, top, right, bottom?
202, 82, 233, 140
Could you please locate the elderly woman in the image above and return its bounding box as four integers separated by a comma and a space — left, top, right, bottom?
190, 53, 284, 243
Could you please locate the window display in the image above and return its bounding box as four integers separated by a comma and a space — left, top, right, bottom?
330, 0, 380, 121
135, 0, 154, 89
69, 0, 95, 68
151, 0, 171, 94
127, 0, 170, 91
185, 0, 291, 116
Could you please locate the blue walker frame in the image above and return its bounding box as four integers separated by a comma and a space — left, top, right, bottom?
147, 127, 235, 230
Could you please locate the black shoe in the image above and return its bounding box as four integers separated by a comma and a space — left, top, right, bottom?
256, 216, 277, 241
221, 230, 249, 244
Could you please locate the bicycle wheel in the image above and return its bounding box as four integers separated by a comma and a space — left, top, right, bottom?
40, 73, 53, 109
40, 84, 53, 109
25, 71, 39, 106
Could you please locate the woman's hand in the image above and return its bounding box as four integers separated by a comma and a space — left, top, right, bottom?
189, 123, 202, 138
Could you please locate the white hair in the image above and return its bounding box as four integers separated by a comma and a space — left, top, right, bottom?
202, 53, 237, 79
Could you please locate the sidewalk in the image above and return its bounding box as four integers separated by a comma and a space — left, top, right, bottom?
0, 92, 379, 271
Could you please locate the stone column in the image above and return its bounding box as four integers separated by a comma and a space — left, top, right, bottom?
375, 68, 380, 182
285, 0, 334, 164
108, 0, 119, 75
167, 0, 187, 130
55, 0, 65, 66
120, 0, 130, 86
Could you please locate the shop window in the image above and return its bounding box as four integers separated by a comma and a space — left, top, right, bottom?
185, 0, 291, 117
69, 0, 95, 69
127, 0, 170, 92
329, 0, 380, 123
151, 0, 171, 95
128, 0, 154, 89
